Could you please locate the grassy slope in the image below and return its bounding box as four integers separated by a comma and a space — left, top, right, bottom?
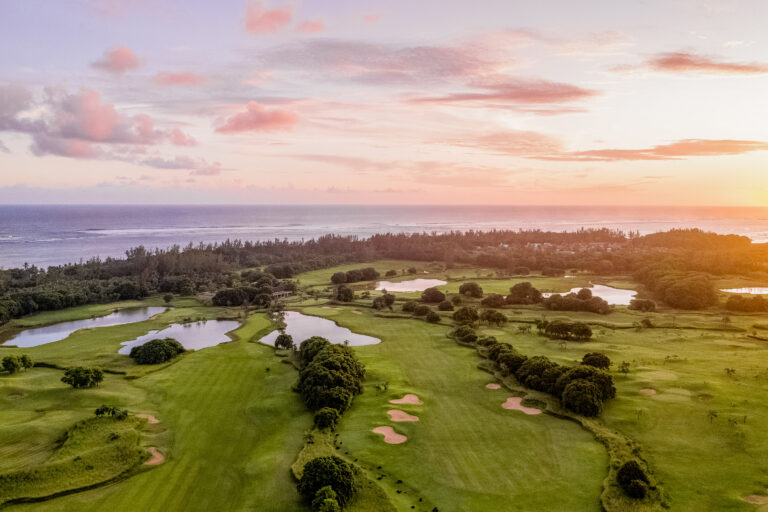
301, 306, 607, 512
3, 313, 314, 512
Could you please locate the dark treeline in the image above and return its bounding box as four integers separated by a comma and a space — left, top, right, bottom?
1, 228, 765, 323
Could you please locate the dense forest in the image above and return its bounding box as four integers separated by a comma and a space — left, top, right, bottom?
1, 228, 765, 323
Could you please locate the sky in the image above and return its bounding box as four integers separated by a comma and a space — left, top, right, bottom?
0, 0, 767, 206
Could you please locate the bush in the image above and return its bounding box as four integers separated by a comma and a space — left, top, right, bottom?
298, 456, 357, 506
275, 333, 294, 350
438, 300, 454, 311
335, 285, 354, 302
452, 307, 479, 324
628, 298, 656, 312
480, 309, 507, 326
163, 293, 173, 303
459, 282, 483, 298
95, 405, 128, 420
451, 295, 462, 306
544, 321, 592, 341
426, 311, 441, 323
402, 301, 418, 313
582, 352, 610, 369
385, 270, 397, 277
61, 367, 104, 389
561, 379, 602, 416
413, 304, 431, 316
314, 407, 341, 430
452, 325, 478, 344
2, 355, 32, 374
129, 338, 186, 364
421, 287, 446, 303
480, 294, 506, 308
617, 460, 650, 499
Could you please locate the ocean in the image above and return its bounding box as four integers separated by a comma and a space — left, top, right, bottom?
2, 205, 768, 269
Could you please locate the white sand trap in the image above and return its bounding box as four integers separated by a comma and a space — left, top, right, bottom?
743, 491, 768, 505
387, 409, 419, 422
352, 310, 362, 315
389, 394, 423, 405
639, 389, 656, 395
486, 383, 501, 390
144, 447, 165, 465
502, 397, 542, 415
372, 426, 408, 444
137, 414, 159, 424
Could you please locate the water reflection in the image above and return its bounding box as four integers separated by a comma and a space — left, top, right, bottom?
259, 311, 380, 346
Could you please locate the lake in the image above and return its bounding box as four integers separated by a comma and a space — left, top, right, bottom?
542, 284, 637, 305
375, 279, 447, 292
259, 311, 380, 347
118, 319, 240, 354
721, 287, 768, 294
3, 307, 167, 348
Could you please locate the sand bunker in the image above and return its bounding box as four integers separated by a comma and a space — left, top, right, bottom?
352, 310, 362, 315
372, 426, 408, 444
502, 397, 542, 415
387, 409, 419, 422
639, 389, 656, 395
137, 414, 160, 424
486, 383, 501, 390
144, 447, 165, 465
389, 394, 423, 405
743, 491, 768, 505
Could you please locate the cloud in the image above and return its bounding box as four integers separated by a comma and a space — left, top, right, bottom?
411, 77, 598, 105
0, 139, 9, 153
618, 51, 768, 75
138, 155, 222, 175
297, 20, 325, 34
153, 72, 207, 86
91, 46, 140, 73
245, 3, 292, 35
215, 101, 298, 133
453, 130, 564, 156
533, 139, 768, 162
363, 14, 380, 23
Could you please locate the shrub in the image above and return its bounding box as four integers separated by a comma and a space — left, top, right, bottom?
385, 270, 397, 277
459, 282, 483, 298
476, 335, 497, 346
163, 293, 173, 303
438, 300, 454, 311
426, 311, 441, 323
628, 299, 656, 312
61, 367, 104, 389
129, 338, 185, 364
582, 352, 610, 369
451, 295, 462, 306
95, 405, 128, 420
275, 333, 294, 350
453, 307, 479, 324
617, 460, 650, 499
298, 456, 357, 506
421, 287, 446, 303
413, 304, 431, 316
452, 325, 477, 344
314, 407, 341, 430
335, 285, 354, 302
480, 294, 506, 308
402, 301, 418, 313
561, 379, 603, 416
480, 309, 507, 326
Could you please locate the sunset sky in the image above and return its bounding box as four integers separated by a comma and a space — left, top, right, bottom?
1, 0, 767, 205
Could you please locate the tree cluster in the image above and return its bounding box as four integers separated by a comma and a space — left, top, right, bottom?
129, 338, 186, 364
330, 267, 380, 284
1, 354, 32, 374
297, 338, 365, 414
542, 288, 611, 314
298, 456, 357, 510
61, 367, 104, 389
725, 294, 768, 312
542, 321, 593, 341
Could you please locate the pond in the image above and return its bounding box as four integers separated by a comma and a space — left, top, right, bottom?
374, 279, 447, 292
3, 307, 168, 348
259, 311, 380, 347
542, 284, 637, 305
118, 319, 240, 354
720, 287, 768, 294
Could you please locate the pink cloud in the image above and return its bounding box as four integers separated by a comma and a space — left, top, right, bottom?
647, 52, 768, 74
457, 130, 564, 156
533, 139, 768, 162
154, 72, 207, 86
91, 46, 140, 73
363, 14, 380, 23
245, 3, 292, 35
297, 20, 325, 34
215, 101, 298, 133
412, 78, 598, 105
170, 128, 198, 146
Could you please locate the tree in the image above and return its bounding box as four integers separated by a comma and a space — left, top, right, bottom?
298, 456, 357, 506
544, 321, 592, 341
2, 355, 22, 374
421, 287, 446, 303
61, 367, 104, 389
480, 309, 507, 326
413, 304, 431, 316
402, 300, 418, 313
617, 460, 650, 499
459, 282, 483, 298
275, 333, 294, 350
129, 338, 185, 364
480, 294, 506, 308
385, 270, 397, 277
555, 365, 615, 400
426, 311, 441, 323
312, 486, 341, 512
628, 299, 656, 312
314, 407, 341, 430
561, 378, 602, 416
452, 307, 479, 324
438, 300, 454, 311
163, 293, 173, 303
335, 285, 354, 302
95, 405, 128, 420
451, 295, 462, 306
452, 325, 478, 344
582, 352, 610, 369
330, 272, 347, 284
506, 282, 542, 305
